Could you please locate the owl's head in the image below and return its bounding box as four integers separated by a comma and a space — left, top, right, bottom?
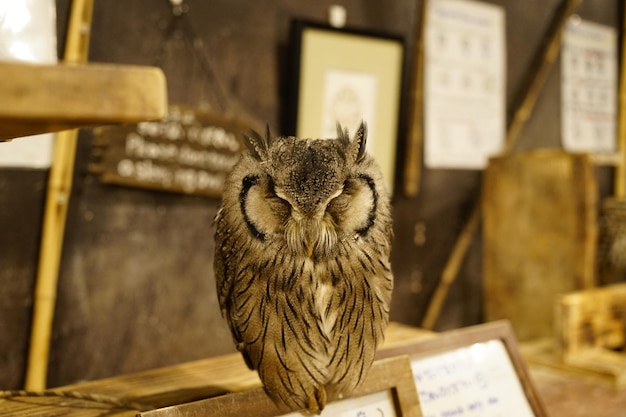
226, 122, 387, 260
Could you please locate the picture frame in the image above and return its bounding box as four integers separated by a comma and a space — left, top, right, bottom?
285, 20, 408, 194
138, 355, 423, 417
377, 320, 548, 417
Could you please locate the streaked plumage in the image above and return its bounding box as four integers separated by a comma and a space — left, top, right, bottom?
214, 122, 393, 413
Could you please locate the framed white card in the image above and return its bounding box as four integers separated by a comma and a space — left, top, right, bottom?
378, 320, 547, 417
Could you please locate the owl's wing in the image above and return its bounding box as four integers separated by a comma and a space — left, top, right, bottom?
214, 207, 256, 370
213, 208, 228, 313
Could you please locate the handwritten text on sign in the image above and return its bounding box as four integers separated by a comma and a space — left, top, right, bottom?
280, 390, 396, 417
411, 340, 535, 417
94, 104, 248, 197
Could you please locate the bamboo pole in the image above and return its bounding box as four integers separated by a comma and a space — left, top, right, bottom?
25, 0, 94, 391
615, 2, 626, 199
402, 0, 428, 197
421, 0, 581, 330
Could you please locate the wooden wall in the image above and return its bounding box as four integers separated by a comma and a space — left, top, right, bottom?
0, 0, 619, 390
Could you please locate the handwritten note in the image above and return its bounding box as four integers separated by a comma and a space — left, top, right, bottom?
280, 390, 397, 417
411, 340, 535, 417
93, 104, 247, 197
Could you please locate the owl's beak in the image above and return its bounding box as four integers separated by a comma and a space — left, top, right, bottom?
306, 243, 314, 258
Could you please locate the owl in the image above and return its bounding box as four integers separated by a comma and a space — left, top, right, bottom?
214, 122, 393, 414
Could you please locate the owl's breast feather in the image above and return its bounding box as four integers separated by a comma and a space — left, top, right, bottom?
313, 280, 337, 340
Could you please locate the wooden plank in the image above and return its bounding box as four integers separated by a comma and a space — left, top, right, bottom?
0, 62, 167, 140
482, 150, 598, 340
58, 353, 260, 409
521, 338, 626, 387
381, 321, 436, 347
0, 354, 257, 416
565, 349, 626, 386
0, 397, 137, 417
139, 356, 422, 417
528, 365, 626, 417
556, 283, 626, 356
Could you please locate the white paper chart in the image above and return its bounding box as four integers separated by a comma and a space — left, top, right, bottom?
424, 0, 506, 169
561, 17, 617, 153
411, 340, 535, 417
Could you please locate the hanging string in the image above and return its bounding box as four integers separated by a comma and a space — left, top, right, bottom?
0, 389, 152, 412
155, 0, 232, 112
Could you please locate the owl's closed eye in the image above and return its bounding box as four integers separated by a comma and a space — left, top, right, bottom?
326, 176, 377, 235
265, 180, 291, 221
240, 176, 292, 237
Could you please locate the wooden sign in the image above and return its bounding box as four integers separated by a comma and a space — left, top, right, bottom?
92, 104, 249, 198
138, 355, 422, 417
378, 320, 548, 417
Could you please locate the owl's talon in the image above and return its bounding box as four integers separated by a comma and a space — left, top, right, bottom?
306, 396, 320, 415
315, 386, 327, 413
304, 386, 327, 415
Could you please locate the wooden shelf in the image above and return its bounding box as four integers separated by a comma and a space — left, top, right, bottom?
0, 62, 167, 141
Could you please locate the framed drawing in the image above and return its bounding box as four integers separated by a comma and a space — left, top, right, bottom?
377, 320, 548, 417
138, 355, 422, 417
286, 20, 408, 194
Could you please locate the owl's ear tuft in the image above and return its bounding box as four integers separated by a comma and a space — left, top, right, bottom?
346, 121, 367, 164
243, 124, 273, 161
336, 122, 350, 147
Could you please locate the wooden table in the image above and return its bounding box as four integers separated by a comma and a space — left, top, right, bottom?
529, 366, 626, 417
1, 323, 624, 416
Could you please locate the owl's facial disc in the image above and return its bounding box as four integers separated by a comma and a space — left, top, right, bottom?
244, 136, 376, 259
